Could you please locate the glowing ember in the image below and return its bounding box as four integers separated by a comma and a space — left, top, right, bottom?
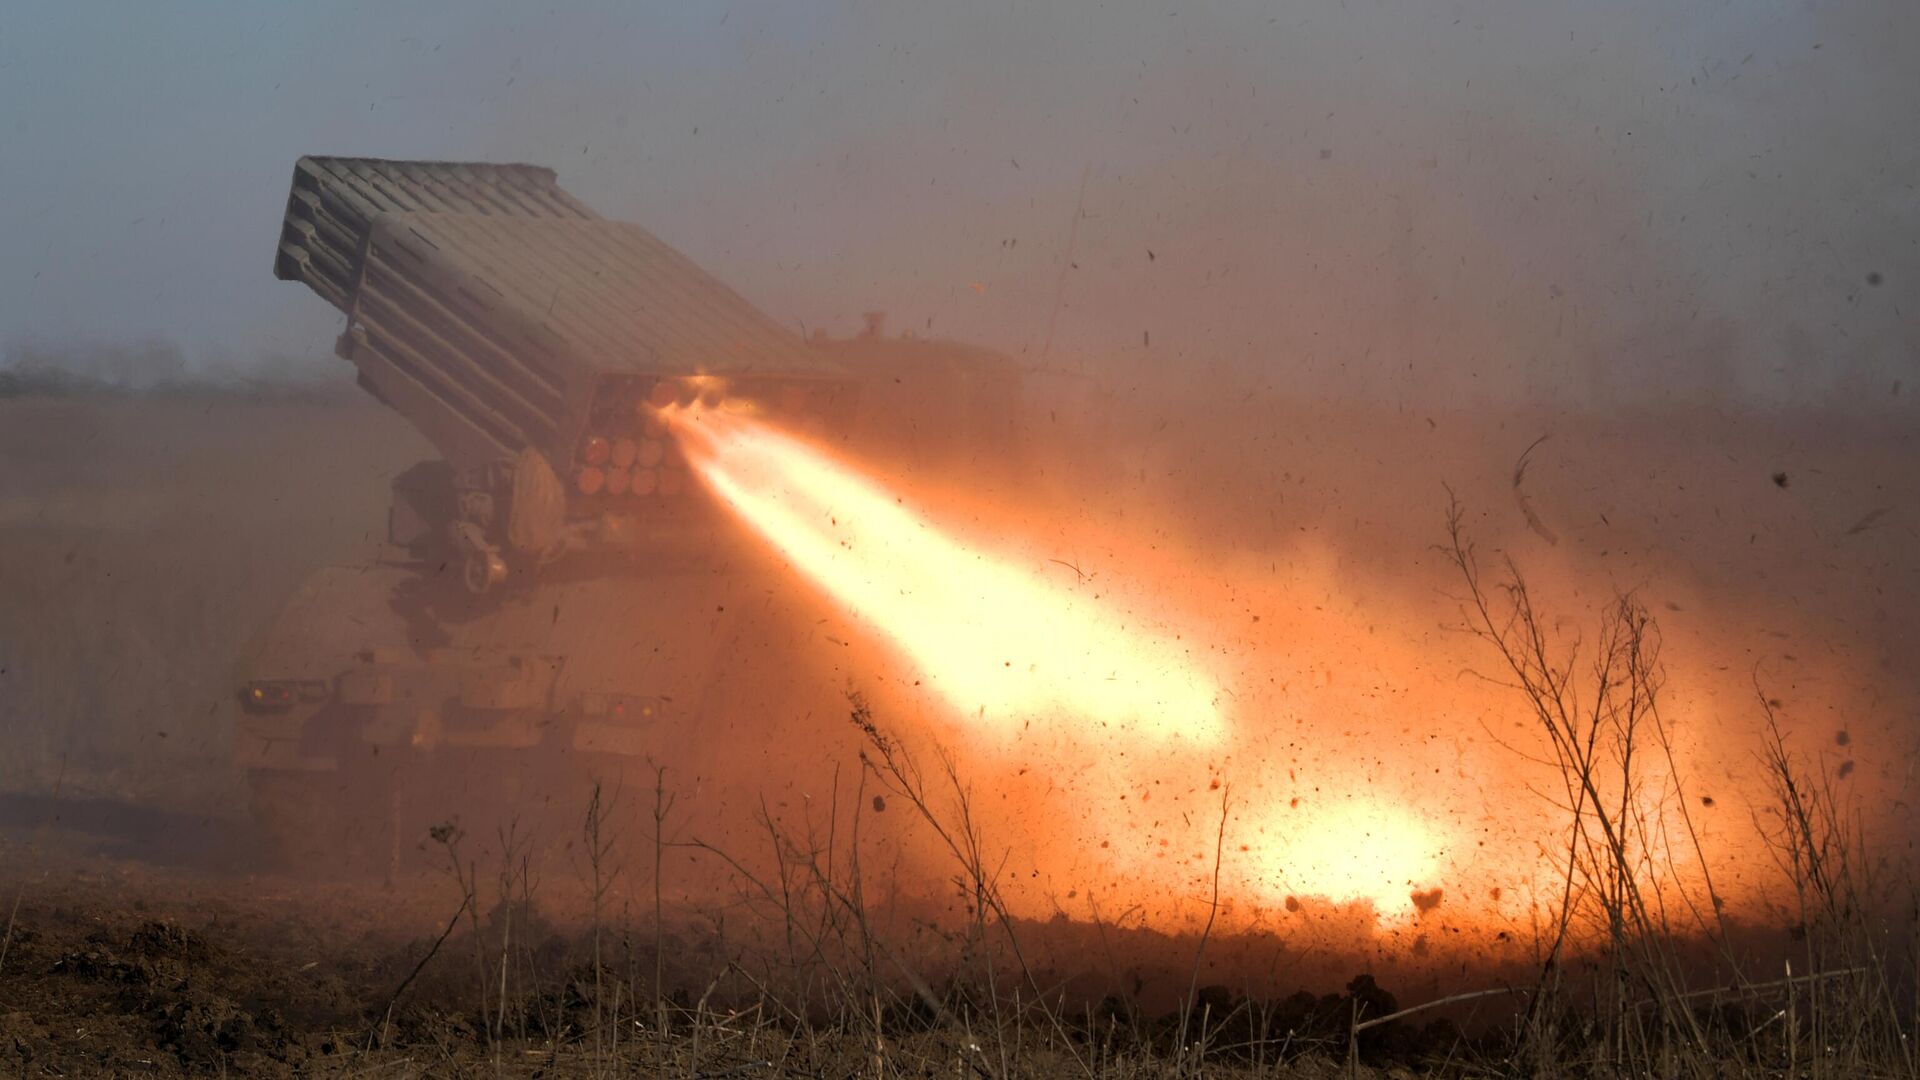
1242, 795, 1447, 917
667, 406, 1227, 747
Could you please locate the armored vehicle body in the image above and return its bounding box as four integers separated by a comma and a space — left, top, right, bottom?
237, 158, 1027, 867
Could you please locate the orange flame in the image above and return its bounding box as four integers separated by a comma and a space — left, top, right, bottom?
665, 405, 1483, 923
668, 406, 1227, 748
655, 405, 1892, 935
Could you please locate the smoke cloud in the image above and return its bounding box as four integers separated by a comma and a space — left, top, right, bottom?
2, 1, 1912, 407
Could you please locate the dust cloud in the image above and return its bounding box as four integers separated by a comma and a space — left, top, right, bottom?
1, 0, 1915, 1012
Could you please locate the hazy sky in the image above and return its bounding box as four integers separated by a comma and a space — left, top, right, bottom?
2, 1, 1913, 405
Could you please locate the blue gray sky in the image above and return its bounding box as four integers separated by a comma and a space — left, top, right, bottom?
1, 1, 1913, 406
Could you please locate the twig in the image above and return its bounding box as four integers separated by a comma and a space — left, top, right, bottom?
1177, 784, 1231, 1070
375, 901, 467, 1048
1353, 986, 1536, 1033
1646, 966, 1869, 1009
1511, 433, 1558, 545
651, 765, 676, 1073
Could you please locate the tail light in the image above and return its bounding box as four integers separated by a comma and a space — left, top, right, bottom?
239, 679, 329, 712
580, 435, 612, 466
575, 692, 662, 720
575, 466, 607, 495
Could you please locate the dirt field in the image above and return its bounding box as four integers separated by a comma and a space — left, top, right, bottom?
1, 379, 1915, 1075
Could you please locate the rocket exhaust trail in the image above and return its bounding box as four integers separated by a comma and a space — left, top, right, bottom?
665, 406, 1226, 747
664, 406, 1461, 921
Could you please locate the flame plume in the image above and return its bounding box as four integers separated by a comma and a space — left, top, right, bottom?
667, 406, 1226, 748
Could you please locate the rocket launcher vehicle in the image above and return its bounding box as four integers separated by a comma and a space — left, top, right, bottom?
272, 156, 854, 592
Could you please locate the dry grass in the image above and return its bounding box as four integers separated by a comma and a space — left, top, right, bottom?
4, 391, 1915, 1077
294, 563, 1916, 1080
68, 498, 1889, 1078
1440, 494, 1916, 1078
